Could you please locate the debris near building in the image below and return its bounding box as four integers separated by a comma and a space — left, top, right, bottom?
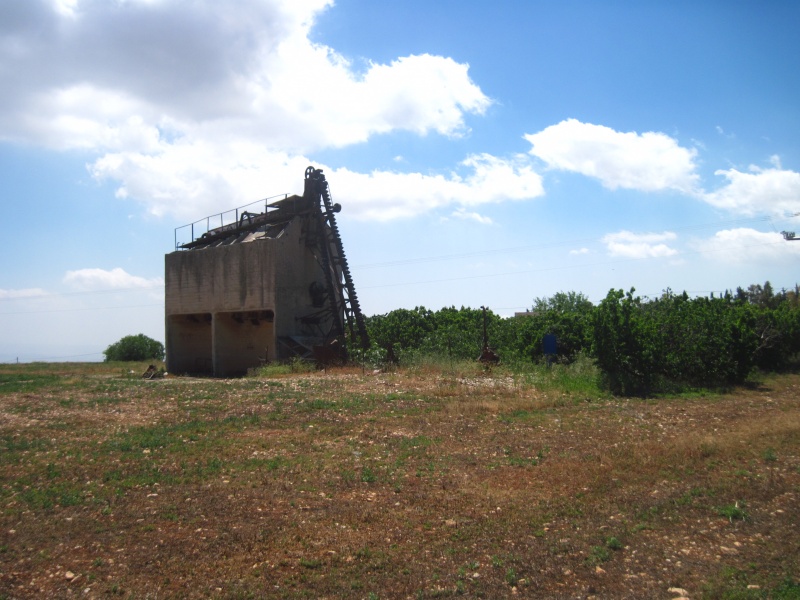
165, 167, 369, 376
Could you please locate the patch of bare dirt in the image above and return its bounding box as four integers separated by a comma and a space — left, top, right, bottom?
0, 366, 798, 599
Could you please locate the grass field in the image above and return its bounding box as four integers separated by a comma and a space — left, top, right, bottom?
0, 360, 798, 599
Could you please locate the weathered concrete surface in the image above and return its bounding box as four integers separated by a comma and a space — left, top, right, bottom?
165, 218, 331, 376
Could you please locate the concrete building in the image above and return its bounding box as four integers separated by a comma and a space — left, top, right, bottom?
165, 167, 368, 376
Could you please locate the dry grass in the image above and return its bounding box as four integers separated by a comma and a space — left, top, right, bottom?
1, 362, 798, 599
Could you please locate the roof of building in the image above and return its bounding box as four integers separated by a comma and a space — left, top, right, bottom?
176, 194, 312, 250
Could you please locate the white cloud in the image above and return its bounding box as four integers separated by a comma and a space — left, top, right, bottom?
569, 247, 590, 256
329, 154, 543, 222
451, 208, 493, 225
89, 143, 310, 218
20, 2, 792, 229
602, 230, 678, 258
458, 153, 544, 203
693, 228, 799, 263
63, 268, 163, 291
91, 147, 543, 221
703, 162, 800, 217
0, 2, 488, 150
0, 288, 47, 299
0, 0, 511, 222
524, 119, 699, 194
715, 125, 735, 139
265, 50, 491, 149
52, 0, 79, 19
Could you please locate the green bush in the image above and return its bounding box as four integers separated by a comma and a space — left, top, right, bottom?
362, 283, 799, 396
507, 292, 594, 363
366, 306, 435, 360
103, 334, 165, 362
366, 306, 503, 362
590, 289, 760, 395
590, 289, 660, 396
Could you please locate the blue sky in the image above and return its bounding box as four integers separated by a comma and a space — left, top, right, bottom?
1, 0, 799, 362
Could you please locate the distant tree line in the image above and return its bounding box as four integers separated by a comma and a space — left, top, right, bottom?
362, 282, 800, 396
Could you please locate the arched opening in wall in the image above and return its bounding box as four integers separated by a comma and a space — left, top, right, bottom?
166, 313, 212, 375
213, 310, 276, 376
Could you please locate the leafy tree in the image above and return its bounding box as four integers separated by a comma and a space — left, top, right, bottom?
735, 281, 780, 309
533, 291, 594, 362
366, 305, 507, 362
359, 281, 798, 387
103, 334, 165, 362
651, 291, 755, 387
590, 288, 763, 395
365, 307, 435, 360
748, 300, 800, 370
532, 291, 594, 314
419, 306, 500, 360
591, 288, 660, 396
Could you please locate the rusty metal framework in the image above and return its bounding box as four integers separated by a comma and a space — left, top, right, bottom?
302, 166, 370, 352
174, 194, 292, 250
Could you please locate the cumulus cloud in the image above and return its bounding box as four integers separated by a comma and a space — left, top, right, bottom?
602, 230, 678, 258
91, 146, 543, 221
0, 0, 526, 222
693, 228, 799, 263
265, 51, 492, 148
450, 208, 493, 225
524, 119, 699, 194
63, 268, 163, 291
330, 154, 543, 221
703, 162, 800, 217
13, 2, 791, 228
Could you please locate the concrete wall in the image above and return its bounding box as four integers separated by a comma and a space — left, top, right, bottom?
165, 218, 333, 376
165, 313, 212, 374
212, 311, 274, 377
165, 237, 281, 316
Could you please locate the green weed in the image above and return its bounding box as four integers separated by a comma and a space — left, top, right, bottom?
586, 545, 611, 565
717, 501, 748, 522
299, 557, 322, 569
606, 536, 623, 550
361, 466, 377, 483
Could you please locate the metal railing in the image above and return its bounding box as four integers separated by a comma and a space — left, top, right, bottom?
174, 193, 289, 250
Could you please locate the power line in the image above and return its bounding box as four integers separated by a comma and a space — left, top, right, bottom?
0, 215, 779, 303
360, 238, 790, 292
352, 215, 773, 270
1, 236, 792, 314
0, 285, 164, 302
0, 303, 163, 316
0, 216, 791, 314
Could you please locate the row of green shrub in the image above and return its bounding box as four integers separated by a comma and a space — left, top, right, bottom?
360, 283, 800, 396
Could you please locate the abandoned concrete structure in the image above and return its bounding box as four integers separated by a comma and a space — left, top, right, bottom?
165, 167, 368, 376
